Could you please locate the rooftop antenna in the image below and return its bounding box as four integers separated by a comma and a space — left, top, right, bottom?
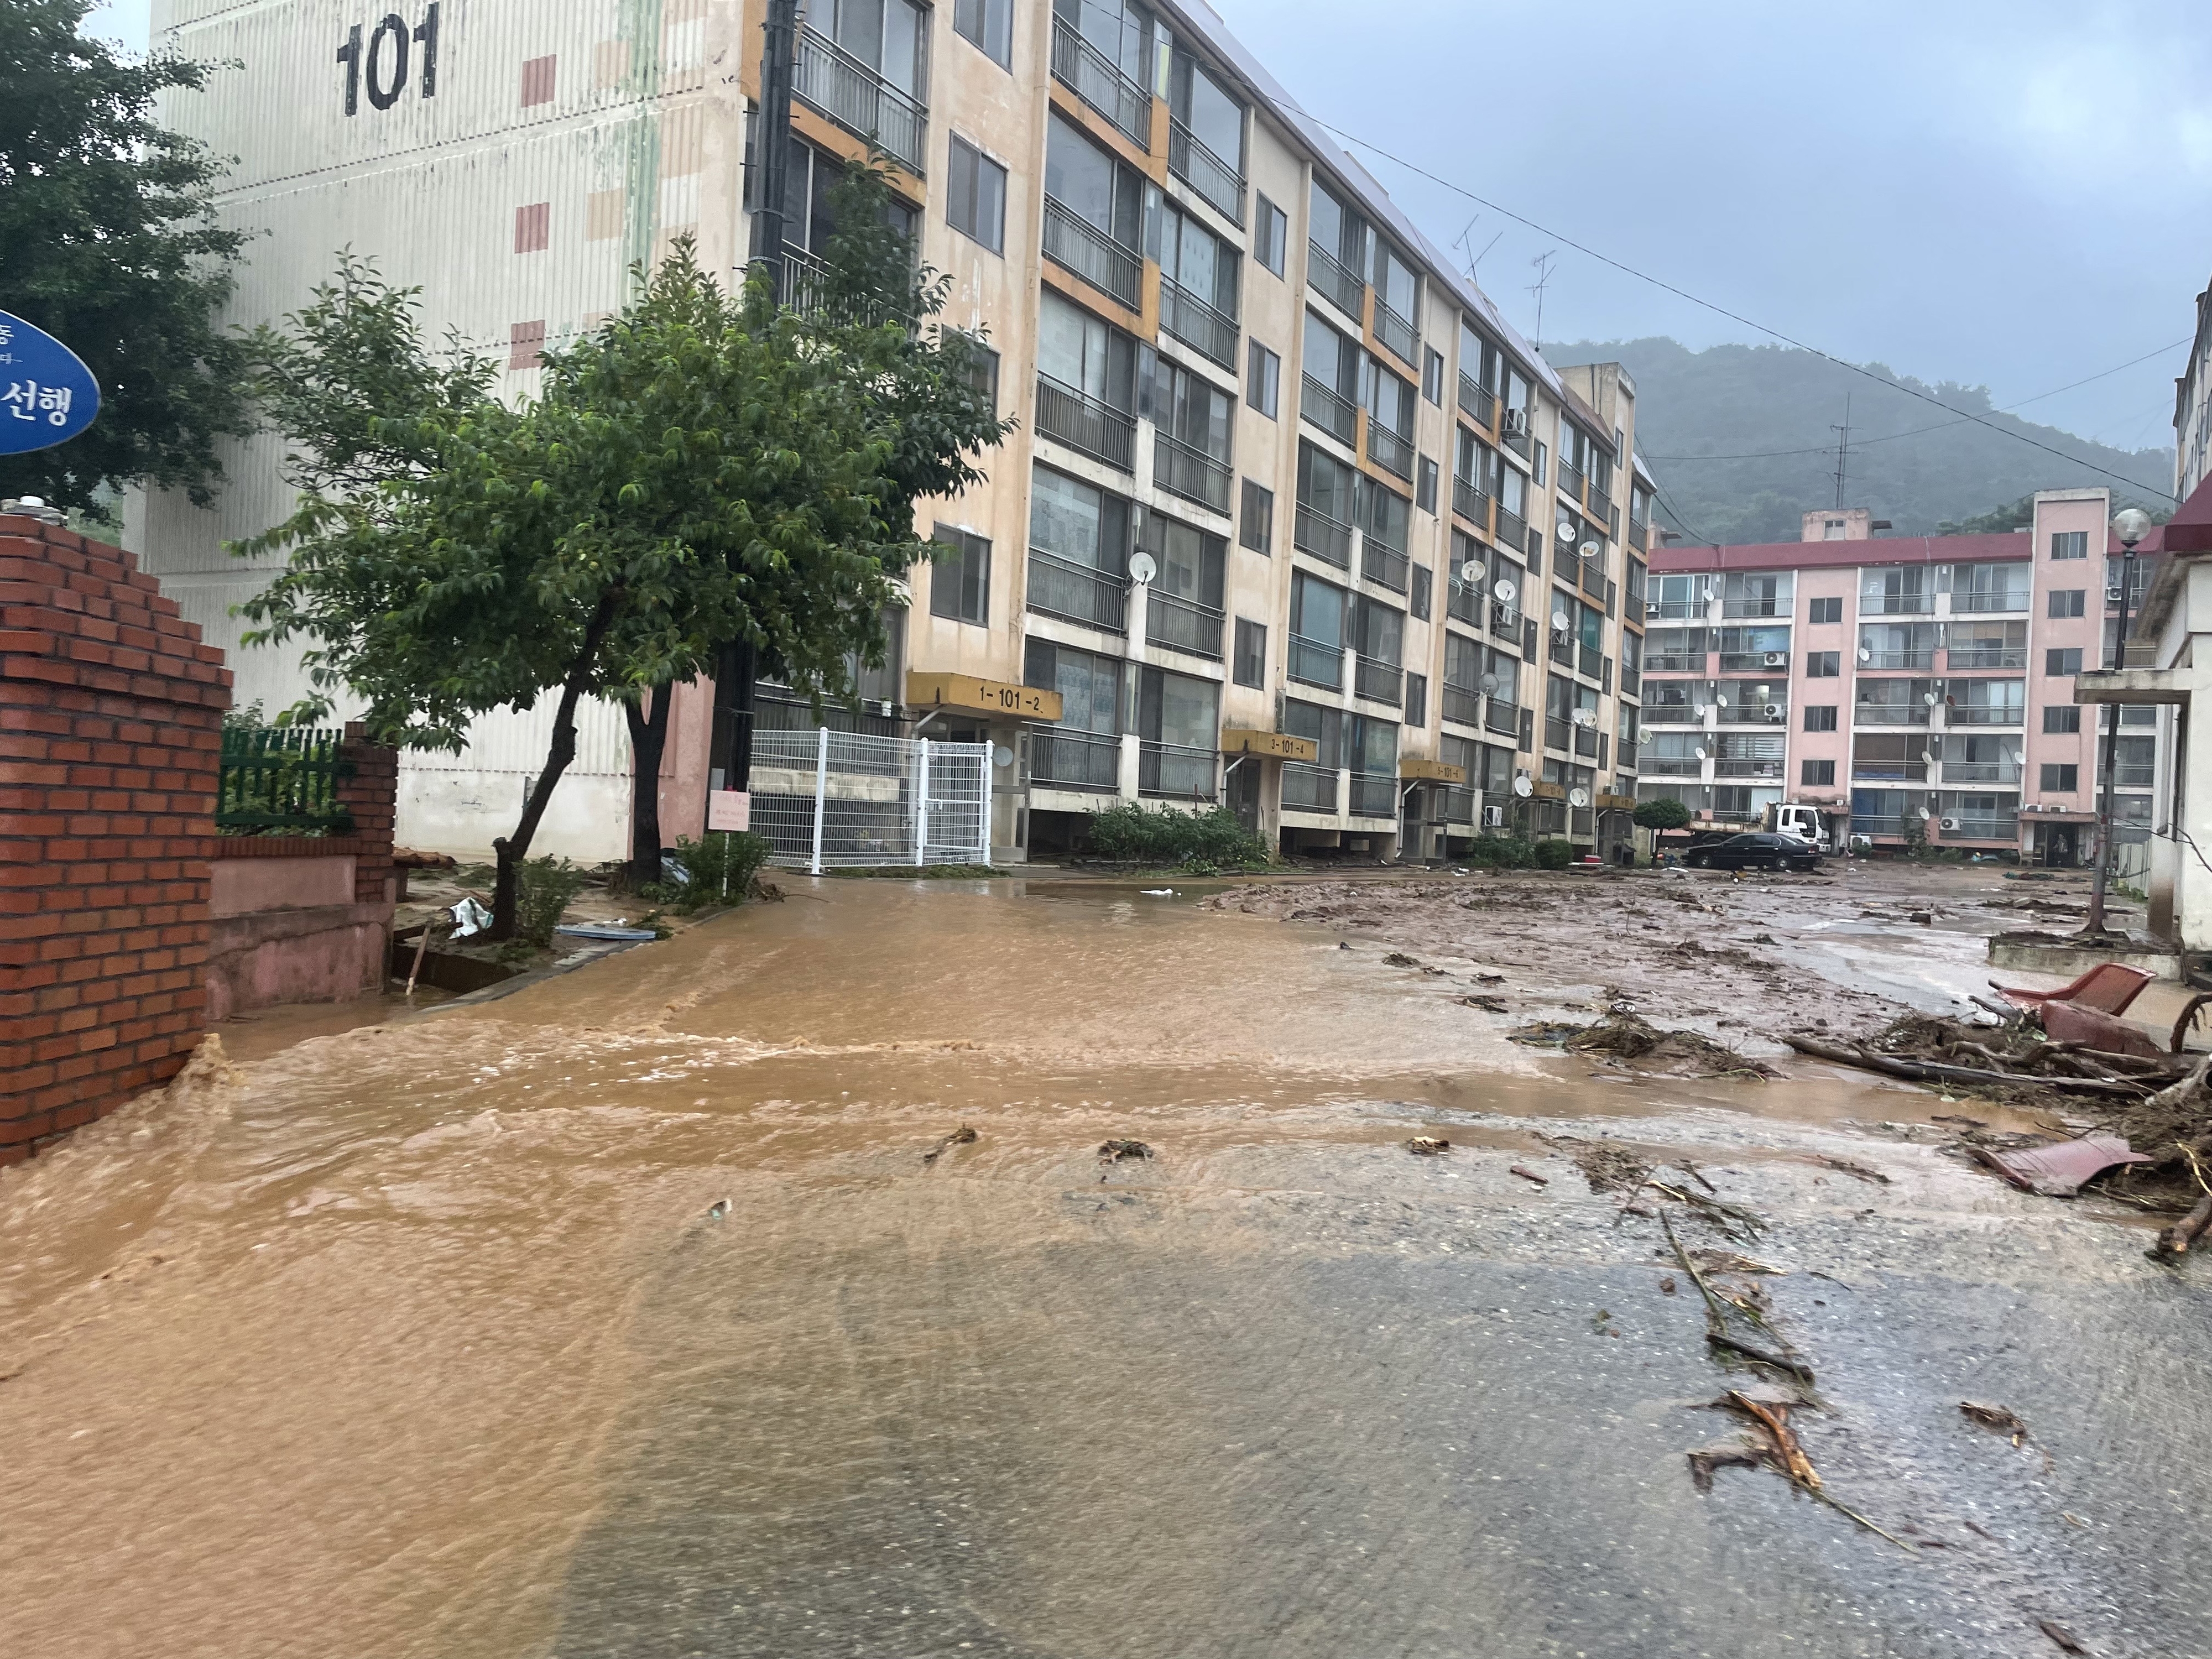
1830, 393, 1853, 510
1527, 249, 1557, 350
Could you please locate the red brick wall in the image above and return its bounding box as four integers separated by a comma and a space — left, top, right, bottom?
337, 723, 398, 906
0, 515, 231, 1165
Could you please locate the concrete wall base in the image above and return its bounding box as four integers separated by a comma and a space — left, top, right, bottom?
1986, 939, 2183, 982
206, 902, 392, 1022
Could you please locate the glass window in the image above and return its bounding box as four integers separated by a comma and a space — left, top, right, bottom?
928, 525, 989, 625
1233, 618, 1266, 687
1168, 50, 1244, 174
1802, 759, 1835, 787
1024, 637, 1122, 733
952, 0, 1011, 66
2043, 705, 2081, 734
1808, 595, 1842, 624
1405, 672, 1427, 727
1411, 562, 1432, 620
1806, 651, 1840, 677
1417, 456, 1439, 515
1291, 568, 1347, 648
1030, 463, 1129, 574
946, 134, 1006, 253
2041, 763, 2079, 792
2049, 588, 2086, 618
1046, 112, 1140, 244
1247, 338, 1280, 418
1282, 697, 1342, 767
2051, 530, 2089, 560
1240, 478, 1272, 553
1037, 289, 1135, 409
1422, 346, 1444, 404
1138, 664, 1219, 749
1254, 194, 1287, 276
2046, 646, 2082, 676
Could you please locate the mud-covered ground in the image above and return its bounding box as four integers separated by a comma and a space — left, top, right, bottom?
1198, 861, 2147, 1052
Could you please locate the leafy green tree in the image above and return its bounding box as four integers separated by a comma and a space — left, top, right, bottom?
1632, 796, 1692, 831
0, 0, 251, 515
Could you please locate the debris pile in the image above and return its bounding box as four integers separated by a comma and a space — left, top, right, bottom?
1514, 1011, 1777, 1081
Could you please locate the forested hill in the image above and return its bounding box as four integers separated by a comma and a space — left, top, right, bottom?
1544, 337, 2176, 545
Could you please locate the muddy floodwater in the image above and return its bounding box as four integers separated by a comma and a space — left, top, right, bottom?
4, 874, 2209, 1658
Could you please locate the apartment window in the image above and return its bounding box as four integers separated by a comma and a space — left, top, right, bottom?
1247, 340, 1281, 418
1806, 650, 1840, 678
1406, 672, 1428, 728
1254, 194, 1287, 277
2051, 529, 2089, 560
1416, 456, 1439, 515
2049, 588, 2086, 619
1823, 518, 1846, 540
1533, 439, 1548, 487
2036, 761, 2080, 792
1422, 346, 1445, 405
1410, 562, 1432, 621
2044, 705, 2081, 734
948, 330, 1000, 414
1802, 759, 1835, 787
929, 526, 990, 626
1239, 478, 1273, 554
1804, 705, 1838, 732
946, 134, 1006, 253
1233, 617, 1266, 687
953, 0, 1012, 66
1808, 596, 1843, 624
2046, 646, 2082, 676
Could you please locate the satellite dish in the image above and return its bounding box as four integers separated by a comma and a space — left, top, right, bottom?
1922, 691, 1938, 706
1858, 646, 1873, 662
1572, 708, 1596, 727
1715, 693, 1731, 707
1568, 787, 1590, 808
1918, 806, 1934, 821
1480, 672, 1500, 695
1693, 745, 1709, 761
1457, 559, 1483, 586
1693, 704, 1709, 718
1551, 610, 1571, 631
1512, 774, 1534, 798
1556, 514, 1575, 542
2006, 749, 2022, 766
1579, 540, 1600, 561
992, 744, 1014, 769
1127, 550, 1157, 586
1921, 750, 1937, 765
1493, 577, 1517, 603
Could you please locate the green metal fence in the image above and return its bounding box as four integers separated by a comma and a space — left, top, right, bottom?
216, 726, 354, 835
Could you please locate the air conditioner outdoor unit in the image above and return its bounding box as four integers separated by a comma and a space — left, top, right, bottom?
1762, 651, 1788, 667
1940, 816, 1961, 831
1763, 703, 1784, 720
1501, 409, 1529, 437
1483, 804, 1506, 828
2106, 586, 2124, 603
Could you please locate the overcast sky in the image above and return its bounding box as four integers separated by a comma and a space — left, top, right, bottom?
85, 0, 2212, 452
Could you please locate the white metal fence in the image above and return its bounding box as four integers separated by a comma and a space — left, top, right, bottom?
750, 729, 992, 872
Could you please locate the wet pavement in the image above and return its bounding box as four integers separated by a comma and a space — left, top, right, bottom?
3, 873, 2209, 1658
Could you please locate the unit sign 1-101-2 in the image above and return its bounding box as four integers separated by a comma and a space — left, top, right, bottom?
337, 4, 440, 115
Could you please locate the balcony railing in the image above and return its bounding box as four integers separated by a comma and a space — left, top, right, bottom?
1484, 698, 1520, 740
1452, 475, 1491, 529
1501, 418, 1531, 460
1354, 653, 1402, 706
1645, 653, 1708, 674
1026, 548, 1126, 634
1042, 196, 1142, 308
1616, 738, 1639, 770
1447, 581, 1481, 626
1952, 591, 2030, 614
1496, 506, 1527, 553
1442, 682, 1481, 728
1167, 117, 1244, 221
1349, 772, 1398, 818
1050, 15, 1150, 148
1307, 240, 1364, 319
1589, 483, 1613, 526
1579, 559, 1606, 601
1620, 665, 1641, 698
1287, 632, 1343, 691
1859, 649, 1934, 670
1852, 815, 1909, 839
1944, 817, 2018, 842
1489, 602, 1522, 645
1718, 703, 1786, 725
1714, 758, 1785, 779
1034, 374, 1135, 471
1943, 762, 2022, 784
1855, 704, 1930, 726
1139, 740, 1218, 800
1458, 374, 1497, 430
2112, 764, 2156, 789
1154, 431, 1233, 514
1577, 640, 1605, 679
1361, 536, 1408, 593
1545, 714, 1572, 752
1281, 760, 1337, 813
1853, 761, 1926, 781
1718, 651, 1790, 673
1947, 705, 2024, 726
1558, 463, 1587, 505
1030, 727, 1121, 792
1721, 598, 1787, 618
1146, 588, 1224, 659
1300, 374, 1358, 445
1293, 501, 1353, 568
1863, 592, 1934, 615
1436, 785, 1477, 824
1373, 299, 1417, 366
795, 26, 928, 176
1628, 519, 1647, 552
1946, 648, 2026, 670
1642, 702, 1700, 724
1159, 278, 1239, 369
1573, 725, 1600, 758
1366, 421, 1413, 481
1650, 755, 1703, 776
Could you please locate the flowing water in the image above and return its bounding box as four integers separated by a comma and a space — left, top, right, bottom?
3, 878, 2208, 1658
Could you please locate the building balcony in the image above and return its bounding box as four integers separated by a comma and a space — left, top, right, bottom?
1167, 117, 1244, 221
1645, 653, 1708, 674
1718, 650, 1789, 673
1855, 705, 1930, 726
1457, 375, 1497, 430
1484, 699, 1520, 740
1588, 482, 1613, 526
1545, 714, 1572, 752
1619, 665, 1641, 698
1354, 653, 1403, 706
1034, 374, 1135, 471
1139, 740, 1218, 801
1307, 240, 1365, 320
1434, 785, 1477, 824
1361, 536, 1408, 593
1851, 815, 1910, 839
1495, 505, 1527, 553
1300, 374, 1359, 446
1489, 602, 1522, 646
1644, 703, 1700, 725
1452, 474, 1491, 530
1287, 632, 1343, 691
1050, 15, 1150, 149
1943, 761, 2021, 785
1863, 594, 1934, 615
1944, 816, 2019, 841
1558, 463, 1587, 507
1349, 771, 1398, 819
1947, 706, 2024, 727
1366, 421, 1414, 481
1616, 739, 1639, 770
1145, 588, 1223, 659
1574, 725, 1600, 759
1373, 299, 1417, 367
1951, 592, 2030, 615
795, 25, 928, 176
1281, 760, 1338, 813
1442, 682, 1481, 728
1627, 518, 1647, 552
1946, 649, 2026, 670
1026, 548, 1126, 634
1648, 756, 1703, 776
1853, 763, 1928, 783
1721, 599, 1787, 619
1030, 727, 1121, 792
1293, 501, 1353, 568
1154, 432, 1233, 515
1579, 559, 1606, 601
1717, 703, 1787, 725
1042, 196, 1142, 309
1859, 649, 1934, 670
1714, 758, 1784, 779
1159, 278, 1239, 371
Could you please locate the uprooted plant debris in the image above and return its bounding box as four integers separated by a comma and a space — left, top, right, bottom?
921, 1125, 979, 1165
1098, 1138, 1154, 1163
1405, 1135, 1449, 1156
1960, 1401, 2031, 1448
1510, 1011, 1777, 1080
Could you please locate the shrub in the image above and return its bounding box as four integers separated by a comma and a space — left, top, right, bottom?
1463, 833, 1534, 869
654, 832, 773, 912
1632, 796, 1691, 831
515, 855, 589, 946
1083, 802, 1271, 871
1532, 838, 1576, 869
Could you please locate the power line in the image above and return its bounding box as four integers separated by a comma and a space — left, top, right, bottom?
1288, 108, 2182, 502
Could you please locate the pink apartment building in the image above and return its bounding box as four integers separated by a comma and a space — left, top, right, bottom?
1636, 490, 2157, 863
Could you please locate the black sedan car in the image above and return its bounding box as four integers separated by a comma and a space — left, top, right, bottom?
1682, 832, 1819, 873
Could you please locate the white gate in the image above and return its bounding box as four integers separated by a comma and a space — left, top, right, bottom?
749, 729, 992, 872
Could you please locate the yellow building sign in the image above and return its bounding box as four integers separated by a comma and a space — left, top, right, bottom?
1221, 727, 1319, 761
1398, 758, 1467, 784
1596, 792, 1638, 811
905, 672, 1063, 722
1531, 780, 1567, 800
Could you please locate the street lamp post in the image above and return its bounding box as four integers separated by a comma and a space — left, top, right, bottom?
2085, 507, 2154, 935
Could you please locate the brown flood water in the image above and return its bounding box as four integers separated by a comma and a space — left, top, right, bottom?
3, 877, 2208, 1659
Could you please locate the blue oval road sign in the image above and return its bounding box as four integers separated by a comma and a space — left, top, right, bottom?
0, 310, 101, 456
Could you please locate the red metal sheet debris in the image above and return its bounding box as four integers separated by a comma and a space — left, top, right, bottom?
1974, 1133, 2150, 1197
2037, 999, 2168, 1060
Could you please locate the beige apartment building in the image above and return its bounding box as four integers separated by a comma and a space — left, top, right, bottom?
139, 0, 1655, 864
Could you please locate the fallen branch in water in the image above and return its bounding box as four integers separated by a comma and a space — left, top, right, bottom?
1782, 1035, 2151, 1099
1707, 1329, 1815, 1384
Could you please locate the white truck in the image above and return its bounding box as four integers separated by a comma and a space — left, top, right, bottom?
1763, 801, 1833, 854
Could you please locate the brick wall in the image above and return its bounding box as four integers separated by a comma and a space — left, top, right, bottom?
0, 515, 231, 1165
337, 723, 398, 906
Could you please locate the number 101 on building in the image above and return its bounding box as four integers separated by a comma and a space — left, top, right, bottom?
336, 5, 439, 115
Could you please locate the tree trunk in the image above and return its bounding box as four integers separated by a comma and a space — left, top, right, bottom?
625, 685, 675, 889
489, 598, 618, 942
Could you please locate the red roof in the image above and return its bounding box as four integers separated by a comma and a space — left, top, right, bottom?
1647, 532, 2036, 573
2159, 471, 2212, 555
